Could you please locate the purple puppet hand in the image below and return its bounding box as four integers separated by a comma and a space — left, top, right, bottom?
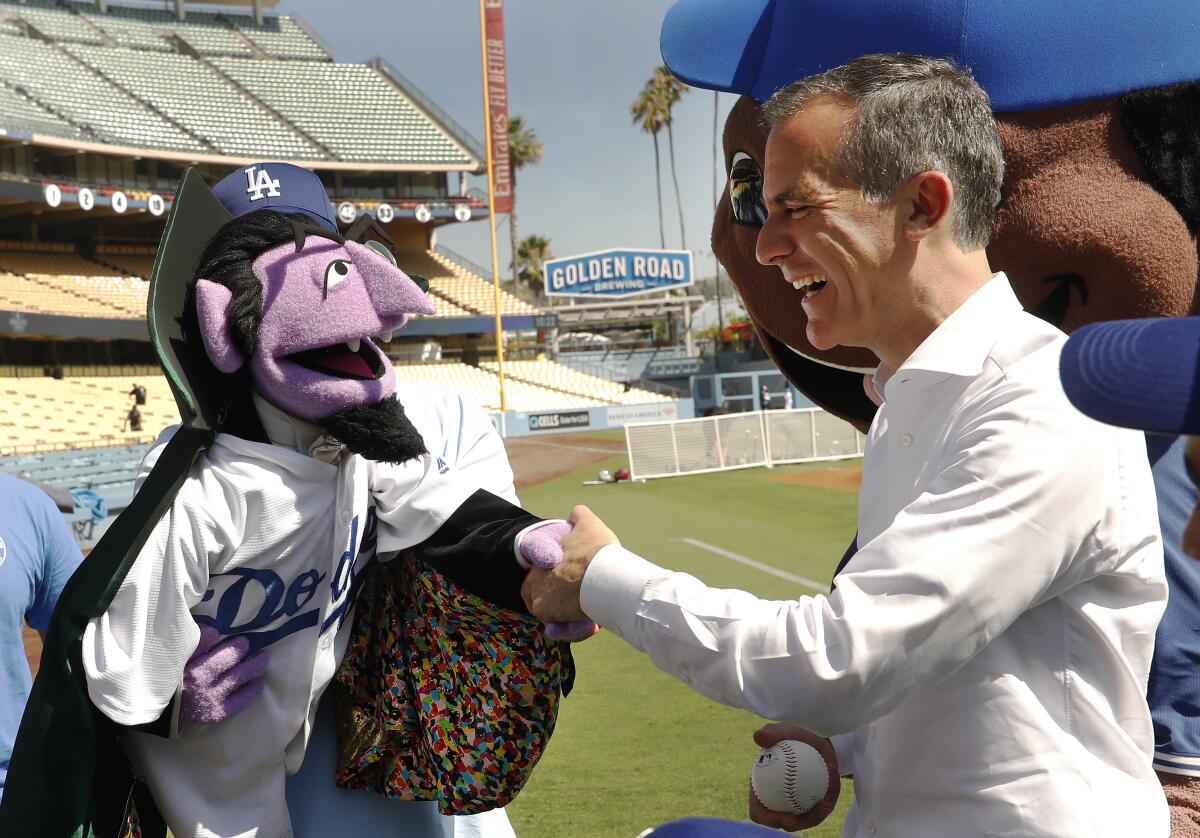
518, 520, 572, 570
517, 520, 601, 643
180, 625, 270, 729
545, 620, 600, 642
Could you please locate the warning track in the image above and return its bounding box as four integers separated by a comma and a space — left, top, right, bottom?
505, 433, 627, 491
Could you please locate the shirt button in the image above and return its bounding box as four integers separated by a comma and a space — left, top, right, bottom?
320, 633, 333, 651
900, 433, 913, 447
341, 509, 351, 524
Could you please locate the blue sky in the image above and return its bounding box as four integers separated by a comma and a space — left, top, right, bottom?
278, 0, 735, 280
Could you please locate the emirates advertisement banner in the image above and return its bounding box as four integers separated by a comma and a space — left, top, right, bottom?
483, 0, 512, 214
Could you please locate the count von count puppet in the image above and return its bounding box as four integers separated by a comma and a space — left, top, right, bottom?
0, 163, 588, 838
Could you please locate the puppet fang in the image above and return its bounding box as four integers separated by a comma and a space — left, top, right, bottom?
286, 340, 384, 380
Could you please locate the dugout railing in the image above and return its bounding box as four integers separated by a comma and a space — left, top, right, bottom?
624, 407, 865, 481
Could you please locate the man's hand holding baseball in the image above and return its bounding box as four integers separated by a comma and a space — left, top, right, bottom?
749, 723, 839, 832
521, 505, 617, 623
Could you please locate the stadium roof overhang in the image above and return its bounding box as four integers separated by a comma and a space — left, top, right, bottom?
548, 295, 706, 328
3, 131, 480, 173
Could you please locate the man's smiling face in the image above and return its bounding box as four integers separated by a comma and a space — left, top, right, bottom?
712, 95, 880, 428
755, 97, 900, 355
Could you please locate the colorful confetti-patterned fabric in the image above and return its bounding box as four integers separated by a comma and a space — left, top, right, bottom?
333, 555, 573, 815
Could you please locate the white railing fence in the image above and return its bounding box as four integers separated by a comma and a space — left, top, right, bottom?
624, 408, 864, 481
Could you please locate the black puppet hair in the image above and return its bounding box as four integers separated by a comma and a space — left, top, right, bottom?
323, 395, 427, 464
1121, 81, 1200, 232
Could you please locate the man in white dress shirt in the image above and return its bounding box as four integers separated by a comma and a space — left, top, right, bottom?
523, 54, 1169, 837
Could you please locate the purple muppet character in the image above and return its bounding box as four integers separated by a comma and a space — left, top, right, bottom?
78, 163, 584, 838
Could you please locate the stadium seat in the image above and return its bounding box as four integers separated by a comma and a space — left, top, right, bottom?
210, 58, 473, 165
0, 31, 205, 153
480, 358, 673, 405
69, 2, 254, 57
94, 246, 156, 281
0, 442, 153, 517
66, 44, 323, 160
229, 14, 329, 61
3, 1, 104, 46
0, 249, 146, 318
0, 6, 470, 167
396, 251, 538, 317
0, 375, 178, 454
0, 79, 76, 138
390, 359, 669, 413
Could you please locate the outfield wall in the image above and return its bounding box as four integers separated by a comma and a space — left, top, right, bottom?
625, 407, 864, 480
491, 399, 694, 438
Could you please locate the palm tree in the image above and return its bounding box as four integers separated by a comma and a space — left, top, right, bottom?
507, 116, 544, 288
653, 66, 688, 250
631, 80, 667, 249
515, 234, 552, 299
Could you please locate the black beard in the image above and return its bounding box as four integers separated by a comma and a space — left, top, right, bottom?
322, 396, 427, 464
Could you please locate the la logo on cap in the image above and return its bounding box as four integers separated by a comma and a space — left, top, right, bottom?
245, 165, 281, 202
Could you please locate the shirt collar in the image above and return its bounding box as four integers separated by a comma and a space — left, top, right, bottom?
872, 273, 1019, 398
251, 392, 326, 455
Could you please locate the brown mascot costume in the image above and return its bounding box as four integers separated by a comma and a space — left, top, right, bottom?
663, 0, 1200, 831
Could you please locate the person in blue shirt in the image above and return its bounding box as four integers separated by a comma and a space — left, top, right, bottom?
1060, 317, 1200, 836
0, 473, 83, 800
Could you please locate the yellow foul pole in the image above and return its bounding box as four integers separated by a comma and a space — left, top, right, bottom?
478, 0, 506, 412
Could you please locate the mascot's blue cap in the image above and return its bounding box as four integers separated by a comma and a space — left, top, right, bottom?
661, 0, 1200, 111
1061, 317, 1200, 436
212, 162, 338, 232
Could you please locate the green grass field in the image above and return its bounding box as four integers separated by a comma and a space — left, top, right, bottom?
506, 447, 861, 838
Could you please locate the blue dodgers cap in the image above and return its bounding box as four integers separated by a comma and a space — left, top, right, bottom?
212, 162, 337, 233
661, 0, 1200, 111
1060, 318, 1200, 435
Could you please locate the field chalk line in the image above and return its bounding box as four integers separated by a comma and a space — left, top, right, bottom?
672, 538, 828, 594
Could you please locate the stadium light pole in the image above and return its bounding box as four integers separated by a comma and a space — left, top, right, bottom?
479, 0, 507, 413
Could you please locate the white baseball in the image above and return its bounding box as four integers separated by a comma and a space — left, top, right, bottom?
750, 739, 829, 816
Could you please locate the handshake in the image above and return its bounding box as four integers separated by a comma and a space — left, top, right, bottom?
182, 505, 616, 729
515, 505, 619, 634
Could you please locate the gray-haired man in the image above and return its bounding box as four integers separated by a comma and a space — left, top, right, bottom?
525, 54, 1169, 836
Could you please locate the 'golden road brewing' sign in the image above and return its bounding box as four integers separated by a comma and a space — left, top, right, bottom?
544, 248, 694, 298
483, 0, 512, 214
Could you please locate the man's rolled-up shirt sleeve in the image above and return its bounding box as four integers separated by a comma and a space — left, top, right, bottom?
580, 382, 1141, 736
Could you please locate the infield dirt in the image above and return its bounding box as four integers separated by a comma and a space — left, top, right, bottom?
767, 464, 862, 492
505, 432, 627, 490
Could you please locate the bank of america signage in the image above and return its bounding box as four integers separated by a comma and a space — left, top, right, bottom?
543, 248, 693, 298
